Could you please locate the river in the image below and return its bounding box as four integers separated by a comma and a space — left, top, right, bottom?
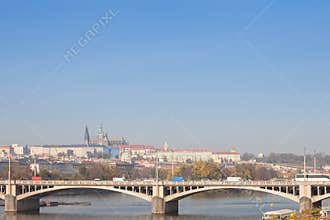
0, 190, 298, 220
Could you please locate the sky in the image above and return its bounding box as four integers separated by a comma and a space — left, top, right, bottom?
1, 1, 330, 154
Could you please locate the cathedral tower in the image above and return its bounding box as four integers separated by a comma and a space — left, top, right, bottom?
84, 125, 90, 145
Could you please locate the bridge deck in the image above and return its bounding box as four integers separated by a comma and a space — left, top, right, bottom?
1, 180, 329, 187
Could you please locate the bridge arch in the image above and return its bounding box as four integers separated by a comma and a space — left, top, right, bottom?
312, 193, 330, 204
165, 186, 299, 203
16, 185, 152, 202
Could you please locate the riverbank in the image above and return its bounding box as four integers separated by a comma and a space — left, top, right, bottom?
293, 208, 322, 220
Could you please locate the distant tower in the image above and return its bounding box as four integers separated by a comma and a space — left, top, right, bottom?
84, 125, 90, 145
97, 124, 104, 145
163, 141, 169, 151
104, 133, 111, 146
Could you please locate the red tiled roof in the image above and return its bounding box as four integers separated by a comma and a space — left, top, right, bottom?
213, 151, 240, 155
157, 149, 211, 153
114, 145, 239, 155
0, 145, 11, 149
115, 145, 155, 150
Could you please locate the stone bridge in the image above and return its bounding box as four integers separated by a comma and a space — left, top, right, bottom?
0, 180, 329, 214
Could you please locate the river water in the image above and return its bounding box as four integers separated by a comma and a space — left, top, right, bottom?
0, 190, 298, 220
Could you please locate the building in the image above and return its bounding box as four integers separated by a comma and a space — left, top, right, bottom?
0, 145, 13, 158
11, 144, 28, 156
108, 136, 128, 146
116, 145, 156, 161
110, 147, 120, 158
29, 144, 109, 158
87, 125, 110, 146
85, 124, 128, 146
120, 151, 132, 163
211, 150, 241, 163
157, 149, 213, 163
113, 143, 240, 165
324, 165, 330, 171
157, 144, 240, 164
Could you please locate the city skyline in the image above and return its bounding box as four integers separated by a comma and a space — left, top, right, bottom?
1, 1, 330, 154
0, 123, 325, 155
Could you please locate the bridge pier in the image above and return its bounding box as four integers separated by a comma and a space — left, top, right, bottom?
299, 197, 312, 213
299, 184, 314, 213
4, 195, 17, 213
5, 196, 40, 214
152, 197, 178, 215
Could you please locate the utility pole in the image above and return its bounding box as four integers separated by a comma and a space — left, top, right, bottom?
155, 152, 159, 184
303, 147, 306, 181
33, 159, 37, 176
8, 148, 12, 195
313, 150, 317, 173
171, 151, 174, 178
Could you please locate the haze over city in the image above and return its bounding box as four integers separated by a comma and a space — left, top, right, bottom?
1, 1, 330, 154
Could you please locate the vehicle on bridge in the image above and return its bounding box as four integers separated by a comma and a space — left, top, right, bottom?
31, 176, 41, 181
295, 174, 330, 182
226, 177, 242, 182
170, 176, 184, 182
113, 177, 126, 182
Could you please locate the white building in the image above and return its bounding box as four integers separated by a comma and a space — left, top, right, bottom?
157, 149, 213, 163
29, 145, 108, 158
11, 144, 27, 156
158, 149, 240, 164
0, 145, 13, 158
211, 150, 241, 163
116, 145, 156, 161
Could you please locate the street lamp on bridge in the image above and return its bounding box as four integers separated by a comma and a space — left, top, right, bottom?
8, 149, 12, 195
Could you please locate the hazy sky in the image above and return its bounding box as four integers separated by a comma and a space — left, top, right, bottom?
1, 1, 330, 154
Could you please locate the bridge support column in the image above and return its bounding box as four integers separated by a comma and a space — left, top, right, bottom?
152, 197, 178, 215
299, 197, 312, 213
299, 184, 312, 213
5, 196, 40, 214
4, 195, 17, 213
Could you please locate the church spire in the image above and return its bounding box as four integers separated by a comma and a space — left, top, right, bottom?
84, 125, 90, 145
104, 133, 111, 146
97, 123, 104, 145
163, 141, 169, 151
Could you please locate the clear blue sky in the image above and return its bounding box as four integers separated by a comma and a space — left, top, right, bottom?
1, 1, 330, 154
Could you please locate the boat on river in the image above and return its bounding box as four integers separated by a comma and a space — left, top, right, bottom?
320, 207, 330, 219
262, 209, 295, 220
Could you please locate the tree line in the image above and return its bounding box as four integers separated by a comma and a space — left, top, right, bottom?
242, 152, 330, 168
0, 161, 279, 181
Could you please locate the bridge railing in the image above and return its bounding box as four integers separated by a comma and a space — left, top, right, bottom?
13, 180, 157, 186
0, 179, 297, 186
8, 180, 297, 186
162, 180, 298, 186
2, 179, 330, 187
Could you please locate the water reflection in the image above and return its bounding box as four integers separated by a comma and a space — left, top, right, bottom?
1, 215, 259, 220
